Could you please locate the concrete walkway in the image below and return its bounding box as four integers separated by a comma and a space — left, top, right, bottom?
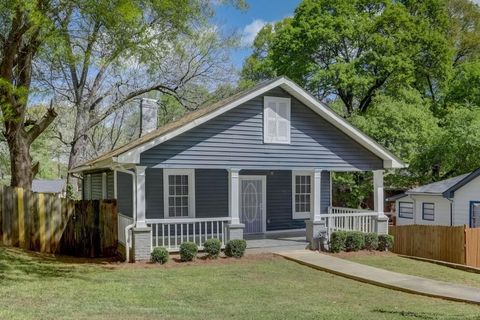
277, 250, 480, 305
246, 231, 309, 253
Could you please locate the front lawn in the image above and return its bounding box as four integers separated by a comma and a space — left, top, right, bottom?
340, 252, 480, 288
0, 247, 479, 319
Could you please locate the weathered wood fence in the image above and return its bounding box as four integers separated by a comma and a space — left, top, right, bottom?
389, 225, 480, 268
0, 186, 118, 257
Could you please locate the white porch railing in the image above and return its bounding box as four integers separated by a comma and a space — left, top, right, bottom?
118, 213, 134, 246
324, 207, 377, 237
147, 217, 231, 252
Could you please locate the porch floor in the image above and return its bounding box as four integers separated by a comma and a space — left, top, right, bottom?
245, 230, 309, 253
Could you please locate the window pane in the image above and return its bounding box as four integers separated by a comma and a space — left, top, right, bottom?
167, 173, 191, 217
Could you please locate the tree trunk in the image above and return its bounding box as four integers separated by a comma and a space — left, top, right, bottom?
6, 129, 34, 190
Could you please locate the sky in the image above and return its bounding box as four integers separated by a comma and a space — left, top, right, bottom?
213, 0, 301, 70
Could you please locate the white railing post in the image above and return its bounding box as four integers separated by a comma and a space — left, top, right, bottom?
135, 166, 147, 228
373, 170, 389, 234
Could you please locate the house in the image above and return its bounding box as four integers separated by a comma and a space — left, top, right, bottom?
32, 179, 66, 197
71, 77, 405, 261
392, 169, 480, 227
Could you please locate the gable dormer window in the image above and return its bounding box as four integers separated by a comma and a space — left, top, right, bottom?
264, 96, 291, 144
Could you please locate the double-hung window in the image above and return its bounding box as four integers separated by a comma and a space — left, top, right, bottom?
264, 96, 291, 144
163, 169, 195, 218
398, 202, 413, 219
422, 203, 435, 221
292, 171, 312, 219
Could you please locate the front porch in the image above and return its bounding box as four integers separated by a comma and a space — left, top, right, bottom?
119, 167, 388, 261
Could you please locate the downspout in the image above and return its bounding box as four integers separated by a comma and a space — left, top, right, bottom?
447, 197, 454, 226
113, 165, 136, 263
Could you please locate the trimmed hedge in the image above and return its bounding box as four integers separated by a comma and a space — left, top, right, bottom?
179, 242, 198, 261
225, 239, 247, 258
203, 238, 222, 259
364, 233, 379, 251
345, 231, 365, 252
151, 246, 169, 264
378, 234, 394, 251
330, 231, 348, 253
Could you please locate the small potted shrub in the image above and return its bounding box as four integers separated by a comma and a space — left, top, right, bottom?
378, 234, 394, 251
225, 239, 247, 258
330, 231, 348, 253
203, 238, 222, 259
345, 231, 365, 252
179, 242, 198, 261
364, 233, 379, 251
151, 246, 169, 264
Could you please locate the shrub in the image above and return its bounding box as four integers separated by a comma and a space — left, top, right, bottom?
364, 233, 379, 251
330, 231, 348, 253
151, 247, 169, 264
225, 239, 247, 258
179, 242, 198, 261
345, 231, 365, 252
378, 234, 394, 251
203, 238, 222, 259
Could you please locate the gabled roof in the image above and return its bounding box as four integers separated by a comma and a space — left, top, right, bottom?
443, 168, 480, 198
406, 174, 470, 195
32, 179, 66, 194
72, 77, 405, 172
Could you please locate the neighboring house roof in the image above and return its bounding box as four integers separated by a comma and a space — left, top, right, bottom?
403, 169, 480, 198
71, 76, 405, 172
443, 167, 480, 198
32, 179, 66, 194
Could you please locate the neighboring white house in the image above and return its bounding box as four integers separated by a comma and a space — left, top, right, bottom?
391, 169, 480, 227
32, 179, 67, 197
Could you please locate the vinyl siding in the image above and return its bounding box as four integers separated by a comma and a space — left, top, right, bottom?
140, 88, 383, 171
106, 171, 115, 199
145, 168, 163, 219
90, 173, 103, 200
117, 172, 133, 217
396, 194, 451, 226
195, 169, 229, 218
452, 176, 480, 226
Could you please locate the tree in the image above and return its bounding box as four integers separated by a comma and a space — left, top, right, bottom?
0, 0, 63, 189
34, 1, 238, 184
241, 0, 452, 115
412, 105, 480, 180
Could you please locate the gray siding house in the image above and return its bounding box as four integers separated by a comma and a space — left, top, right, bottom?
73, 77, 404, 261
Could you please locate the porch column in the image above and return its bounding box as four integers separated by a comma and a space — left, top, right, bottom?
133, 165, 151, 262
373, 170, 388, 234
227, 168, 244, 240
306, 169, 328, 250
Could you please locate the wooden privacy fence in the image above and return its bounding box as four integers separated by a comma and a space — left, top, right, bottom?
389, 225, 480, 268
0, 185, 118, 257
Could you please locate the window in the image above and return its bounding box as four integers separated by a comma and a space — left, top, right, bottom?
422, 203, 435, 221
292, 171, 312, 219
163, 169, 195, 218
398, 202, 413, 219
264, 96, 291, 144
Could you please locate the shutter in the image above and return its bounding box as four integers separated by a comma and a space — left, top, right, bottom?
265, 102, 277, 142
276, 102, 290, 142
264, 97, 291, 143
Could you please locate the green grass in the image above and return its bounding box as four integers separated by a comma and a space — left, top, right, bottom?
343, 253, 480, 288
0, 247, 479, 319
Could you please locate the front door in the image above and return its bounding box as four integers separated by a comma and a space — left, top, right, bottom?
471, 202, 480, 228
239, 176, 266, 234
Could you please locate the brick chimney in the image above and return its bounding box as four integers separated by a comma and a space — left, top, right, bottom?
139, 98, 158, 137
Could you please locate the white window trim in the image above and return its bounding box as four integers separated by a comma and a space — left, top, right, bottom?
292, 170, 313, 220
163, 169, 196, 218
263, 96, 291, 144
